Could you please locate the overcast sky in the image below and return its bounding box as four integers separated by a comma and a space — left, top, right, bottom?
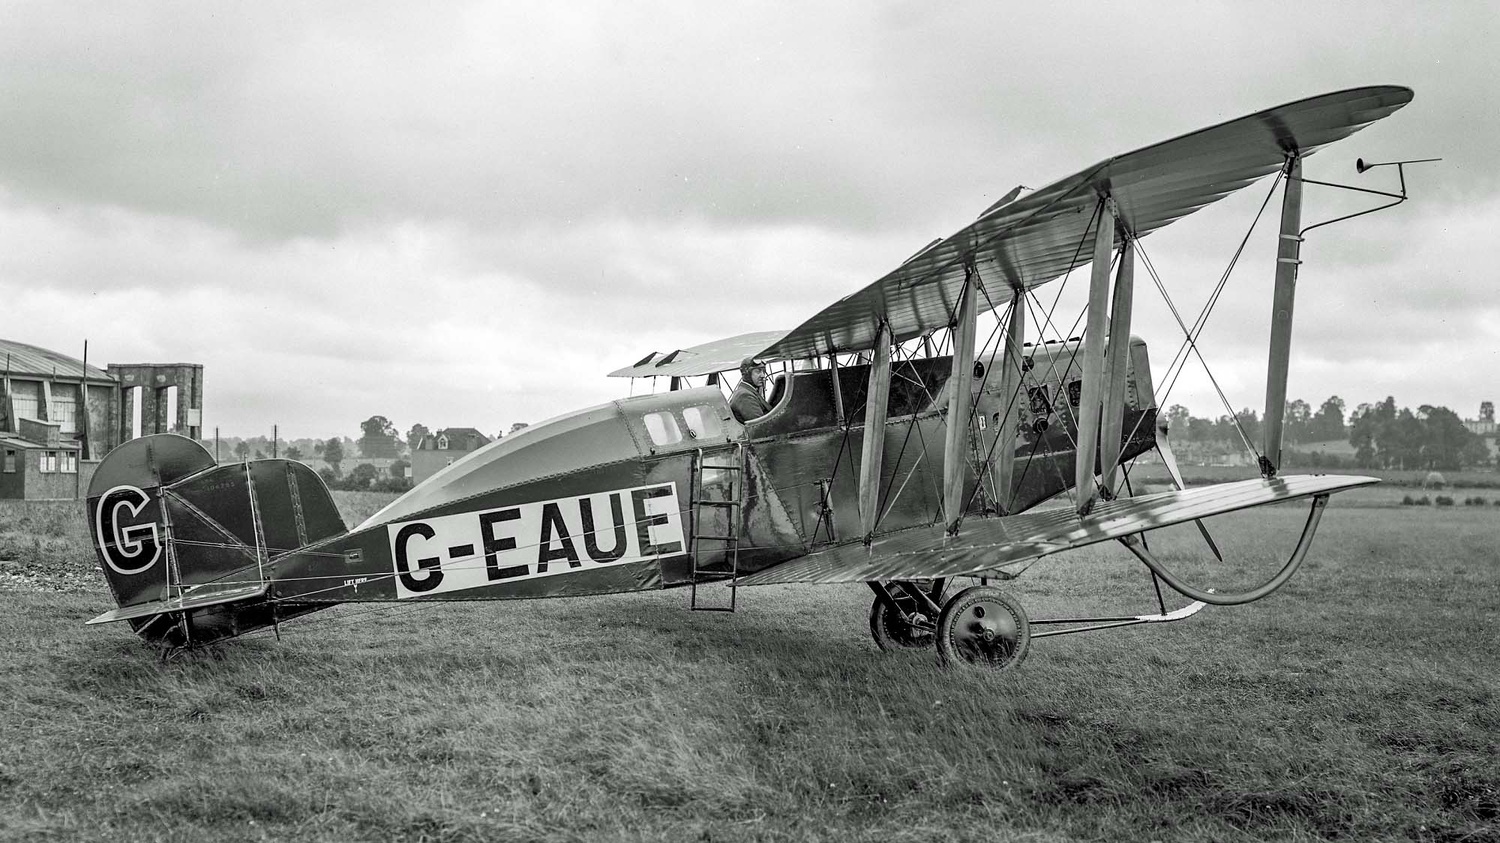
2, 1, 1494, 440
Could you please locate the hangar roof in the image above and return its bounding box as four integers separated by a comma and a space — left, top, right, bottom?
0, 338, 113, 382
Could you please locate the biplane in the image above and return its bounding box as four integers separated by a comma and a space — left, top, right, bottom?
86, 86, 1421, 669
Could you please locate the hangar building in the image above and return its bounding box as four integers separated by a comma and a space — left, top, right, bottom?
1, 338, 203, 500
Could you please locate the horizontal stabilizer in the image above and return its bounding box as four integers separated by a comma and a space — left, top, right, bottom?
736, 474, 1377, 586
86, 583, 270, 625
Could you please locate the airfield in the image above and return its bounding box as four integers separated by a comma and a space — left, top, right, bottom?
1, 475, 1495, 842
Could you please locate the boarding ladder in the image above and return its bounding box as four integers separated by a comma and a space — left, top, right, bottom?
688, 444, 743, 612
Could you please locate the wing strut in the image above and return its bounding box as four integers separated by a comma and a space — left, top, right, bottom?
1262, 155, 1304, 476
992, 285, 1027, 514
858, 322, 893, 541
1099, 235, 1137, 496
1075, 198, 1117, 515
942, 263, 980, 533
829, 352, 846, 428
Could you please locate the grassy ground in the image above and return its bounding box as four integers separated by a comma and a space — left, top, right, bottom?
1, 487, 1496, 842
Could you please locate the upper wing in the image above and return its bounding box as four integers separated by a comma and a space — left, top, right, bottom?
608, 329, 790, 379
610, 86, 1412, 372
761, 86, 1411, 360
735, 474, 1377, 586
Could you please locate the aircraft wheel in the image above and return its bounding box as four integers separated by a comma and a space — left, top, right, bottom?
935, 586, 1030, 671
868, 584, 940, 651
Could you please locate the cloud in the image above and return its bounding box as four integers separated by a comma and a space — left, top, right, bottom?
0, 0, 1495, 437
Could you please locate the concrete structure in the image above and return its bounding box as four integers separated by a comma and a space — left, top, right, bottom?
1, 338, 203, 500
1464, 401, 1495, 436
1464, 400, 1497, 461
108, 363, 204, 446
410, 427, 492, 485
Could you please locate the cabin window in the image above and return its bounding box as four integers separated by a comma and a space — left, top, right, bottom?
2, 450, 15, 473
643, 411, 683, 446
682, 406, 723, 440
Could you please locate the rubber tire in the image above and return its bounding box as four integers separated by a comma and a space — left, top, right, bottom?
868, 588, 939, 651
935, 586, 1030, 671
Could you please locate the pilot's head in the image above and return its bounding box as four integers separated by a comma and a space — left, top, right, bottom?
739, 358, 766, 387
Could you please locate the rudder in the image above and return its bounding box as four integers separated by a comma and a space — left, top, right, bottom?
86, 434, 348, 646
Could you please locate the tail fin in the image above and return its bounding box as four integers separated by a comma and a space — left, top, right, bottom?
86, 434, 347, 646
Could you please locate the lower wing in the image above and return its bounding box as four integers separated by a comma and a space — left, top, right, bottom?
736, 474, 1375, 586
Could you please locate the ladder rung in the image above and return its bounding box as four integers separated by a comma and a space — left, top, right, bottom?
696, 534, 737, 542
692, 570, 736, 579
700, 464, 742, 472
692, 499, 741, 508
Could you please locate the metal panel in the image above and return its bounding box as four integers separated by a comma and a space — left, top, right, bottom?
736, 474, 1378, 586
358, 399, 640, 528
272, 457, 679, 603
755, 87, 1412, 360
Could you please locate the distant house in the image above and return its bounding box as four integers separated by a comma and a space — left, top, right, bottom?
344, 456, 402, 478
410, 427, 493, 485
1464, 401, 1497, 461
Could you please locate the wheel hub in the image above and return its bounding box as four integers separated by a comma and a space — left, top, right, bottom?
935, 586, 1031, 670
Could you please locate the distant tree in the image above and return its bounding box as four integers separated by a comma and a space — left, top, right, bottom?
1185, 415, 1215, 443
358, 415, 400, 458
348, 463, 379, 489
1165, 404, 1192, 436
253, 449, 265, 460
323, 438, 345, 473
313, 441, 325, 456
1345, 397, 1481, 471
234, 441, 250, 461
1235, 408, 1261, 447
1311, 395, 1346, 441
390, 458, 409, 479
285, 445, 304, 461
1349, 403, 1377, 467
1417, 405, 1473, 471
1351, 398, 1403, 467
1390, 408, 1423, 470
1210, 409, 1261, 449
1459, 434, 1492, 469
317, 466, 338, 487
1284, 399, 1311, 444
407, 423, 430, 446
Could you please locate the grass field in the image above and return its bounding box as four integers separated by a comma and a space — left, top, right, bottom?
1, 483, 1497, 842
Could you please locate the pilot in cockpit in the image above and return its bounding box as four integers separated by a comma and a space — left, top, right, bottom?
729, 358, 772, 423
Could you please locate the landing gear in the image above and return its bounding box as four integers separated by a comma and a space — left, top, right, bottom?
935, 586, 1030, 671
867, 580, 946, 651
